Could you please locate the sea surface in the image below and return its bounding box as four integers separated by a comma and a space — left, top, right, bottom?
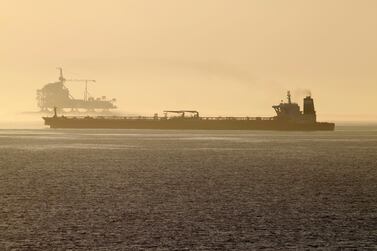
0, 126, 376, 250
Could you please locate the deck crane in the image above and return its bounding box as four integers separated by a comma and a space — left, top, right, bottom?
57, 67, 96, 101
66, 79, 96, 101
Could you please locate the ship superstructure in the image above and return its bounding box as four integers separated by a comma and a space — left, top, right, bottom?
37, 68, 116, 112
43, 92, 335, 131
273, 91, 316, 123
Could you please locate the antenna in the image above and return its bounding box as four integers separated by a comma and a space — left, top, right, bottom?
287, 91, 292, 104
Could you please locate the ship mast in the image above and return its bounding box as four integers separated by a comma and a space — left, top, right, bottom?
287, 91, 292, 104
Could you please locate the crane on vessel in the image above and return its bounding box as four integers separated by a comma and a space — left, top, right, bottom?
57, 67, 96, 101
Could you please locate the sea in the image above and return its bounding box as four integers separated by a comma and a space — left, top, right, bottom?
0, 126, 376, 250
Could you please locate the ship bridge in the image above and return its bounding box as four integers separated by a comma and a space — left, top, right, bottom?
273, 91, 317, 122
273, 91, 301, 119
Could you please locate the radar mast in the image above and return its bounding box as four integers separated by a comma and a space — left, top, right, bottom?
287, 91, 292, 104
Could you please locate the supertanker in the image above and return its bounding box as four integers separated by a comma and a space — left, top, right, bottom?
43, 91, 335, 131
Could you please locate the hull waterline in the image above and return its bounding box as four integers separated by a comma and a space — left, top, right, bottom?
43, 117, 335, 131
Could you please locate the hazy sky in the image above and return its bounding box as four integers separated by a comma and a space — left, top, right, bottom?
1, 0, 377, 121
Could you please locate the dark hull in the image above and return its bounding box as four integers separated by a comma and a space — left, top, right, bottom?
43, 117, 335, 131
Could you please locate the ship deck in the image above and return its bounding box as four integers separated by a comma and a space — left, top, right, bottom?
46, 115, 276, 121
43, 115, 335, 131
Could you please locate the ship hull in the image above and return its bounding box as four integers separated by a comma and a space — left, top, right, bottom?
43, 117, 335, 131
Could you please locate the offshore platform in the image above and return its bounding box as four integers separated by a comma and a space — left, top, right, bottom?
36, 68, 116, 113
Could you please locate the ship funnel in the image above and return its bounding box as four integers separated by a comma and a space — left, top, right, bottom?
303, 96, 316, 122
303, 96, 315, 115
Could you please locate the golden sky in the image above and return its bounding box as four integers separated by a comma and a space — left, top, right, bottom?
1, 0, 377, 121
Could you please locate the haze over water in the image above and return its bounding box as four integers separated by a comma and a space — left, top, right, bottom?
1, 1, 377, 249
1, 0, 377, 122
0, 127, 376, 249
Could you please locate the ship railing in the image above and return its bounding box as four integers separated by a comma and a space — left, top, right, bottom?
59, 116, 275, 121
200, 116, 274, 121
